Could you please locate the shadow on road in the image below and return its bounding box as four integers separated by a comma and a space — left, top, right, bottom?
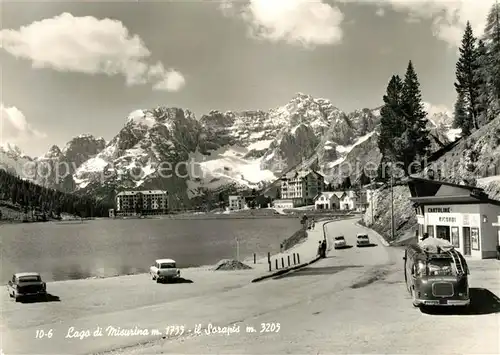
334, 245, 353, 250
420, 288, 500, 315
17, 293, 61, 304
356, 243, 378, 248
157, 277, 193, 284
273, 265, 363, 279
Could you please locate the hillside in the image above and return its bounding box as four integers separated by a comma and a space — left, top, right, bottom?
0, 169, 112, 222
363, 114, 500, 242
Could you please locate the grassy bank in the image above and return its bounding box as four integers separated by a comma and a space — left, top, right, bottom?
282, 228, 307, 251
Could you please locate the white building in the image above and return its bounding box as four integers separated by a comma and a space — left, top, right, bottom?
314, 192, 342, 210
272, 199, 294, 209
228, 195, 245, 210
336, 190, 368, 211
115, 190, 168, 215
280, 169, 325, 207
493, 215, 500, 249
407, 176, 500, 259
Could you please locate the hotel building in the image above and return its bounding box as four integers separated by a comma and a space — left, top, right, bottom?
115, 190, 168, 215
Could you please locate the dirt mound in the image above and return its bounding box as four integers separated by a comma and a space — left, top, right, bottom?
214, 259, 252, 271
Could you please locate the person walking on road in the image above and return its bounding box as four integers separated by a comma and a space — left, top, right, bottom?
317, 241, 323, 257
321, 239, 327, 258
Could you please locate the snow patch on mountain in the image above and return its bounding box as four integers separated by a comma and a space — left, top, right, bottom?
187, 142, 277, 197
327, 131, 376, 168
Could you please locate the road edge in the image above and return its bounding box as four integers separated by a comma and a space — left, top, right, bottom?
354, 220, 390, 247
250, 255, 322, 283
251, 219, 335, 283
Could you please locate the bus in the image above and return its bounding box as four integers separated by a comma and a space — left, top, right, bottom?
403, 238, 470, 308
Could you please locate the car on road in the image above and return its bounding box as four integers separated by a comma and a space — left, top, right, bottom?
150, 259, 181, 282
7, 272, 47, 302
356, 234, 370, 247
334, 236, 347, 249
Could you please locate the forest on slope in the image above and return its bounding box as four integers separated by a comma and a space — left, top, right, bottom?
0, 169, 112, 222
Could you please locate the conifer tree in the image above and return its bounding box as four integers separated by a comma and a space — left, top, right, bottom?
377, 75, 404, 164
483, 1, 500, 120
454, 21, 480, 131
400, 61, 430, 174
453, 91, 470, 135
475, 39, 491, 124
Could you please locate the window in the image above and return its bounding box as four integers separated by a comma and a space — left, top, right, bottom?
427, 225, 434, 237
471, 227, 480, 250
19, 275, 41, 282
427, 259, 455, 276
160, 263, 176, 269
451, 227, 460, 248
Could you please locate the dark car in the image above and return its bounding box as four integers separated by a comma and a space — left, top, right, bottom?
404, 243, 469, 308
7, 272, 47, 302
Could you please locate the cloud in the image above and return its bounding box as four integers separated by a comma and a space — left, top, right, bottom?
423, 102, 452, 116
0, 12, 185, 91
220, 0, 344, 47
373, 0, 496, 46
148, 62, 186, 92
1, 104, 47, 145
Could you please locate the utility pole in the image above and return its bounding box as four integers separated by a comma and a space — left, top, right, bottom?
371, 180, 374, 225
390, 166, 395, 241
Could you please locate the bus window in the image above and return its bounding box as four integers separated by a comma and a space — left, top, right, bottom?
427, 259, 454, 276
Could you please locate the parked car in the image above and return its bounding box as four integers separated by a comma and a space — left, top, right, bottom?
150, 259, 180, 282
356, 234, 370, 247
334, 236, 347, 249
7, 272, 47, 302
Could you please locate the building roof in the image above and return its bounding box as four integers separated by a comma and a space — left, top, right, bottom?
406, 176, 500, 206
156, 258, 176, 264
117, 190, 167, 196
273, 199, 294, 203
282, 169, 324, 180
314, 191, 351, 201
406, 176, 482, 191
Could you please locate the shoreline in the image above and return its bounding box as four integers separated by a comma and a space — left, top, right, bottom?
37, 220, 336, 286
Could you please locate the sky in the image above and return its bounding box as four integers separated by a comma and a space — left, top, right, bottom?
0, 0, 497, 156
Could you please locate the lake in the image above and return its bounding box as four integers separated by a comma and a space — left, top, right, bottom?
0, 218, 300, 283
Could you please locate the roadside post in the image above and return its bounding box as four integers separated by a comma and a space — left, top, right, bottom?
235, 237, 240, 261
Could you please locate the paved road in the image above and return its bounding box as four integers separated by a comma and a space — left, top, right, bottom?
2, 219, 499, 354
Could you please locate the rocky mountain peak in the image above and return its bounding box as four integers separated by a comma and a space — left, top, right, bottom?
0, 142, 25, 158
41, 145, 63, 160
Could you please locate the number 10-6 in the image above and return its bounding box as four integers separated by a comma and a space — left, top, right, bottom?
35, 329, 53, 338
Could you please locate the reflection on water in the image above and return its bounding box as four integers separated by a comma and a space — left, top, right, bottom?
1, 218, 299, 283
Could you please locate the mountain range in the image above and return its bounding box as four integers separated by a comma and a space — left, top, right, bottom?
0, 93, 460, 207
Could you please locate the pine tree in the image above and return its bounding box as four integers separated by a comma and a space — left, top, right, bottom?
454, 91, 470, 135
483, 2, 500, 120
401, 61, 431, 174
475, 39, 491, 124
377, 75, 404, 164
455, 21, 480, 131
